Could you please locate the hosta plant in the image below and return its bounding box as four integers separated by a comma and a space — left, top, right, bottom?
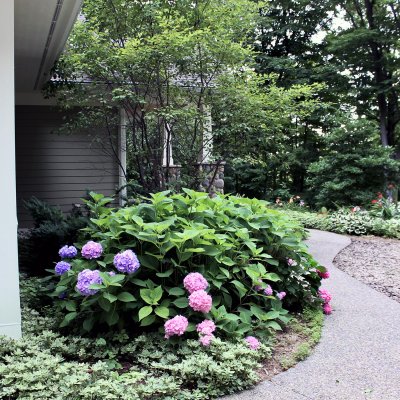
47, 190, 325, 339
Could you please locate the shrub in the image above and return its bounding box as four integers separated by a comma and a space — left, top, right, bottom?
47, 190, 324, 339
306, 117, 400, 209
19, 197, 90, 276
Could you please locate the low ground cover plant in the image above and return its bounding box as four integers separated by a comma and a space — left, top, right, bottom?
286, 209, 400, 238
48, 190, 326, 342
0, 276, 326, 400
0, 277, 270, 400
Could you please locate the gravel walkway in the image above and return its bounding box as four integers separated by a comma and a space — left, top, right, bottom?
222, 229, 400, 400
334, 236, 400, 303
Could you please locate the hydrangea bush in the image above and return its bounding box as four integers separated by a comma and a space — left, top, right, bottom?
48, 190, 327, 339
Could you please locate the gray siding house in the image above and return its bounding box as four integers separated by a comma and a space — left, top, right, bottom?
15, 105, 120, 227
1, 0, 124, 338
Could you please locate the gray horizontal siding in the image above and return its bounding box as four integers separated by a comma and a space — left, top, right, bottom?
16, 105, 119, 227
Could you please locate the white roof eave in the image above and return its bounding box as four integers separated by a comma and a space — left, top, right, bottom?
15, 0, 82, 93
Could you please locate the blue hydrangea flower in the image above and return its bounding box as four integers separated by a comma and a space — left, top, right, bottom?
58, 245, 78, 259
113, 250, 140, 274
55, 261, 71, 275
76, 269, 102, 296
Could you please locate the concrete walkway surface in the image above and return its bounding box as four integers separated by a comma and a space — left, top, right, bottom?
223, 229, 400, 400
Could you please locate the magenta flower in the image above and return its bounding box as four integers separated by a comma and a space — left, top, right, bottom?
183, 272, 209, 294
196, 319, 216, 335
164, 315, 189, 339
317, 269, 330, 279
188, 290, 212, 313
323, 303, 332, 315
277, 291, 286, 300
199, 334, 215, 347
81, 241, 103, 259
264, 285, 273, 296
318, 289, 332, 304
245, 336, 260, 350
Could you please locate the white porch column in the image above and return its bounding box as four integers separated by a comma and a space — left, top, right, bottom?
118, 109, 127, 206
0, 1, 22, 338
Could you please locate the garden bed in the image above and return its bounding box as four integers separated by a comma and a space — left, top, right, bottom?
3, 191, 329, 399
0, 278, 324, 400
285, 209, 400, 239
334, 236, 400, 303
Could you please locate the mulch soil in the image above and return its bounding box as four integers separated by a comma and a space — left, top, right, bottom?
333, 235, 400, 303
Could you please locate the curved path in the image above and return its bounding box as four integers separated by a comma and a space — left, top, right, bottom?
223, 229, 400, 400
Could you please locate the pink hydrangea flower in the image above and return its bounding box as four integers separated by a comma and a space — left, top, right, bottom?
317, 269, 330, 279
81, 241, 103, 259
183, 272, 209, 294
164, 315, 189, 339
277, 291, 286, 300
319, 289, 332, 304
323, 303, 332, 315
196, 319, 216, 335
199, 334, 215, 347
188, 290, 212, 313
264, 285, 273, 296
287, 258, 297, 266
245, 336, 260, 350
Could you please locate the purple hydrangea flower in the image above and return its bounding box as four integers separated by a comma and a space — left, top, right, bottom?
277, 291, 286, 300
264, 285, 273, 296
253, 279, 263, 292
113, 250, 140, 274
55, 261, 71, 275
58, 245, 78, 259
81, 241, 103, 259
76, 269, 102, 296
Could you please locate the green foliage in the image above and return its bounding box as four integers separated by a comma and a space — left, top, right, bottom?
369, 189, 400, 220
48, 190, 324, 337
287, 209, 400, 239
19, 198, 89, 276
212, 72, 325, 198
307, 117, 400, 208
48, 0, 259, 193
326, 1, 400, 149
0, 293, 270, 400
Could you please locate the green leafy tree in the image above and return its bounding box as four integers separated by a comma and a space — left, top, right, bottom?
48, 0, 258, 193
211, 71, 325, 198
327, 1, 400, 151
307, 116, 400, 208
